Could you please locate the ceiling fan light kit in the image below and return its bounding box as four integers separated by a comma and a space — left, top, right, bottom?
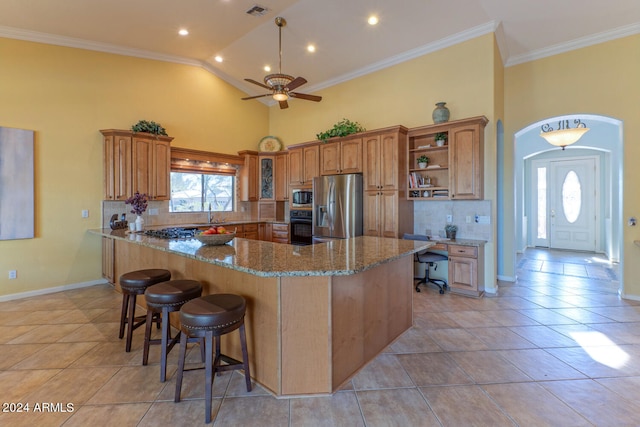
242, 17, 322, 109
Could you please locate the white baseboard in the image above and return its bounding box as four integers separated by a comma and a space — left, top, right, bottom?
497, 274, 516, 282
0, 279, 109, 302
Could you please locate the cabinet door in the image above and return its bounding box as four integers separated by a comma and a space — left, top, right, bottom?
319, 142, 339, 175
240, 153, 258, 201
448, 255, 478, 293
340, 137, 362, 174
259, 155, 275, 200
379, 132, 399, 191
363, 135, 381, 192
449, 123, 483, 200
102, 237, 115, 283
302, 145, 319, 184
274, 152, 289, 201
103, 134, 131, 200
152, 139, 171, 200
363, 190, 380, 236
288, 148, 303, 185
379, 190, 399, 238
132, 136, 153, 196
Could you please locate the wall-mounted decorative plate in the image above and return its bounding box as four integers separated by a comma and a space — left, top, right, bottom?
258, 136, 282, 152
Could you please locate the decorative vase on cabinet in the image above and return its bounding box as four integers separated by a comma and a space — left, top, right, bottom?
432, 102, 450, 124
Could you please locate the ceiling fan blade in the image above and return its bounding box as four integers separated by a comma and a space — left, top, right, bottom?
241, 93, 272, 100
285, 76, 307, 91
244, 78, 271, 90
279, 100, 289, 109
290, 92, 322, 102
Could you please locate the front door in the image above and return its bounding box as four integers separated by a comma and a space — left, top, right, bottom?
548, 157, 597, 251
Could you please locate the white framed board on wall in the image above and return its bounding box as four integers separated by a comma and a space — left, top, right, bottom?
0, 126, 34, 240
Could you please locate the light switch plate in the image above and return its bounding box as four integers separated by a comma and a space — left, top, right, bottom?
475, 215, 490, 224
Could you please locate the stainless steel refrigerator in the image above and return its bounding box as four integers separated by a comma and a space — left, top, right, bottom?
312, 174, 363, 243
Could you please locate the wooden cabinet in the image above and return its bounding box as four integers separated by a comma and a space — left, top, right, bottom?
361, 126, 412, 238
102, 130, 132, 200
259, 222, 272, 242
319, 136, 362, 175
274, 152, 289, 202
237, 223, 259, 240
448, 244, 485, 297
102, 236, 115, 283
271, 223, 289, 244
239, 151, 258, 202
101, 129, 173, 200
288, 144, 319, 185
407, 116, 487, 201
132, 134, 172, 200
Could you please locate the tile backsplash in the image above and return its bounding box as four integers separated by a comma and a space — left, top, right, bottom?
413, 200, 492, 241
102, 200, 254, 229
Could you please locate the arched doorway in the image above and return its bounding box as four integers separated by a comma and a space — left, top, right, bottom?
513, 114, 623, 293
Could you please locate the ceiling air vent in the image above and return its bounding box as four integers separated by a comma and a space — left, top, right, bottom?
246, 5, 269, 17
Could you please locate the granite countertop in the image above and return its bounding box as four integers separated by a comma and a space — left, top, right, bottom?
91, 229, 431, 277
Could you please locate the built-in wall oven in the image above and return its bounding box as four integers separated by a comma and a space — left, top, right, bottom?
289, 209, 313, 246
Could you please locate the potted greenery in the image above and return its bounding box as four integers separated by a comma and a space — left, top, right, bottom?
445, 224, 458, 239
131, 120, 168, 136
435, 132, 448, 146
417, 155, 429, 169
316, 118, 365, 142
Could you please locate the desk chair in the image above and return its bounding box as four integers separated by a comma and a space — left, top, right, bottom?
403, 234, 448, 294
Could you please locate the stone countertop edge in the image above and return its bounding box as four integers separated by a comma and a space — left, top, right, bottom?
90, 229, 437, 277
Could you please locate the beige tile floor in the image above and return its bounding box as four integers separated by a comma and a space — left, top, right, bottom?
1, 248, 640, 426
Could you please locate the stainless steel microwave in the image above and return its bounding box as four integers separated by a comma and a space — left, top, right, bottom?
291, 188, 313, 208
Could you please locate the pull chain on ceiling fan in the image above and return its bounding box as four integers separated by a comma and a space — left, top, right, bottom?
241, 17, 322, 109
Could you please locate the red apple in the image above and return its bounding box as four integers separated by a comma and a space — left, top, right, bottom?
216, 226, 227, 234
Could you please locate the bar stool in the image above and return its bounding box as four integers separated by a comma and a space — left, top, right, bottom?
119, 268, 171, 352
175, 294, 252, 424
142, 279, 203, 382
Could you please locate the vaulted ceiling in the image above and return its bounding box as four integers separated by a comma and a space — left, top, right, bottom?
1, 0, 638, 99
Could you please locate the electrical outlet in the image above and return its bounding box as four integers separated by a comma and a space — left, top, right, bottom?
8, 270, 17, 279
446, 214, 453, 223
148, 208, 159, 216
81, 209, 89, 218
466, 216, 471, 223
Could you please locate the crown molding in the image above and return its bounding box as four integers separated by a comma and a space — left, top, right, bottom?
303, 21, 499, 93
0, 25, 201, 67
506, 22, 640, 67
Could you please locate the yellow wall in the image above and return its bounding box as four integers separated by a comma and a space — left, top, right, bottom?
504, 34, 640, 295
0, 38, 268, 297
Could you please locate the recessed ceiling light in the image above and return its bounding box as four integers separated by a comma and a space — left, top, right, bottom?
368, 16, 379, 26
178, 29, 189, 36
214, 56, 223, 63
264, 65, 271, 72
307, 44, 316, 53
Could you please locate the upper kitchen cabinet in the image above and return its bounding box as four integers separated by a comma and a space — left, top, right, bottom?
274, 151, 289, 202
101, 129, 173, 201
288, 143, 319, 186
407, 116, 488, 201
363, 127, 408, 192
319, 136, 362, 175
259, 154, 275, 201
239, 150, 259, 202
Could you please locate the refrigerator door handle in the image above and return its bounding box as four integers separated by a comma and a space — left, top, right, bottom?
328, 179, 335, 235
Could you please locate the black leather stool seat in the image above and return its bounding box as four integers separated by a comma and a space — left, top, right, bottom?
118, 268, 172, 352
175, 294, 251, 423
145, 280, 203, 308
120, 269, 172, 293
143, 279, 203, 382
180, 294, 246, 335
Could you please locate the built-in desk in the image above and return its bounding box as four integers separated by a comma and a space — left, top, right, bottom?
416, 238, 487, 297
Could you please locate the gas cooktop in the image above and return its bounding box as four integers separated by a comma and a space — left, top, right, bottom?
144, 227, 198, 239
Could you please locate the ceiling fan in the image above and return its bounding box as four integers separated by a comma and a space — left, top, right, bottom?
241, 17, 322, 109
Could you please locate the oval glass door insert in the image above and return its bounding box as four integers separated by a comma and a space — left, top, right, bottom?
562, 170, 581, 223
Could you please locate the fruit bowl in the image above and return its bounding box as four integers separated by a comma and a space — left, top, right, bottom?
194, 228, 236, 246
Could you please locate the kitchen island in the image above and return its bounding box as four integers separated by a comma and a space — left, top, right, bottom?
93, 229, 431, 397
